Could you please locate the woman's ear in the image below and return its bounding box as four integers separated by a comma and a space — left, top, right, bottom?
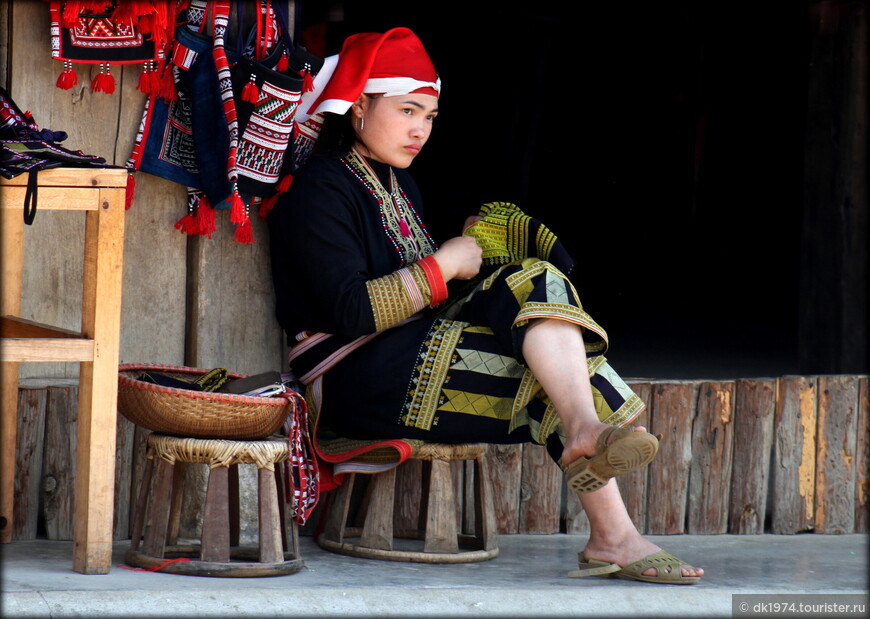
351, 94, 367, 119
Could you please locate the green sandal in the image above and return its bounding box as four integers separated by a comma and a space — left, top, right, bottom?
566, 552, 620, 578
567, 550, 702, 585
617, 550, 702, 585
565, 426, 659, 494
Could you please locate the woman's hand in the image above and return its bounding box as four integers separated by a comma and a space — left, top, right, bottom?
432, 235, 482, 281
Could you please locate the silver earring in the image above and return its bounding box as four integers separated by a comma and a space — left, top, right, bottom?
359, 116, 365, 132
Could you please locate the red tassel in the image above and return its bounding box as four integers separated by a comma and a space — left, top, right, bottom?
158, 63, 177, 101
241, 76, 259, 103
303, 70, 314, 93
56, 64, 78, 90
276, 54, 289, 73
229, 190, 247, 224
137, 13, 154, 36
60, 2, 89, 29
233, 217, 255, 244
174, 212, 199, 235
137, 66, 151, 94
259, 173, 293, 218
91, 65, 115, 94
258, 194, 278, 219
275, 174, 293, 194
148, 67, 162, 94
125, 173, 136, 210
197, 201, 217, 238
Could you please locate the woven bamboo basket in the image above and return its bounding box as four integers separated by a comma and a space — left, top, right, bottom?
117, 364, 293, 439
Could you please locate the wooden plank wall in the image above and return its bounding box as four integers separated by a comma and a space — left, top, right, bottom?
11, 375, 868, 541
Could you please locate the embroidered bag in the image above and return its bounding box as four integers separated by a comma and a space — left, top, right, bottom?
211, 0, 323, 242
49, 0, 176, 95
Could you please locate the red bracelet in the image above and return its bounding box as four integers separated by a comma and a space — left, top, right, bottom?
418, 255, 448, 306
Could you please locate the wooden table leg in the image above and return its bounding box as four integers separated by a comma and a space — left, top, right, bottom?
72, 188, 125, 574
1, 207, 24, 544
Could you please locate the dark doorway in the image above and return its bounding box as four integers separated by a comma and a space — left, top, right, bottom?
294, 1, 863, 379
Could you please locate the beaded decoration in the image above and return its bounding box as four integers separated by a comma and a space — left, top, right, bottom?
342, 148, 436, 266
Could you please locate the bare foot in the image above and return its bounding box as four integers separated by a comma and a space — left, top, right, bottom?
561, 424, 651, 466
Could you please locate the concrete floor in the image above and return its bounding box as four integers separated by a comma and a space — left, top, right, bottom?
2, 533, 867, 618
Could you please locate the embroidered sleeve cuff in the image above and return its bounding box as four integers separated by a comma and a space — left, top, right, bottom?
366, 268, 427, 332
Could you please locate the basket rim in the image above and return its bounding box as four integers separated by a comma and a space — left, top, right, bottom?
118, 363, 292, 407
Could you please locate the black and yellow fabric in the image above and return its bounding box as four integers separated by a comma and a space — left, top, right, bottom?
267, 153, 645, 486
463, 201, 574, 276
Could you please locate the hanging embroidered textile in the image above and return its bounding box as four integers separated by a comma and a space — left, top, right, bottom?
0, 87, 128, 224
125, 0, 323, 243
48, 1, 177, 95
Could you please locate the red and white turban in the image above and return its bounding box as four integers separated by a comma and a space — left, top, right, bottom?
298, 27, 440, 122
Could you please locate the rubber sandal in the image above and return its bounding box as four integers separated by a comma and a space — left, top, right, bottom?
617, 550, 701, 585
566, 552, 620, 578
565, 426, 659, 493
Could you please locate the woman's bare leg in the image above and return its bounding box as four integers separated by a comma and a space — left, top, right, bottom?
522, 318, 703, 578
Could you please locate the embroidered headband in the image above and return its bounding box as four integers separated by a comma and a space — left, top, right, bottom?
298, 27, 440, 122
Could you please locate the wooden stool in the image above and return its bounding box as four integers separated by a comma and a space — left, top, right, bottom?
317, 443, 499, 563
126, 434, 304, 577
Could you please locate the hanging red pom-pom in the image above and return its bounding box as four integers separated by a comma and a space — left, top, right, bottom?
148, 66, 162, 94
241, 75, 259, 103
229, 190, 247, 224
174, 212, 199, 235
56, 61, 78, 90
137, 65, 151, 94
157, 63, 177, 101
60, 2, 95, 29
233, 217, 255, 244
196, 201, 217, 238
276, 54, 289, 73
302, 69, 315, 93
56, 67, 77, 90
91, 65, 116, 94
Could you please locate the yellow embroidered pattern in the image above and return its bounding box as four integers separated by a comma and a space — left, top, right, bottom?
366, 264, 432, 332
401, 319, 466, 430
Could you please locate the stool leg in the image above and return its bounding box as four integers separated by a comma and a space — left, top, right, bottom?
274, 465, 287, 551
258, 467, 284, 563
129, 456, 154, 551
228, 464, 240, 547
321, 474, 355, 544
474, 456, 498, 551
359, 466, 396, 551
424, 459, 459, 553
166, 462, 186, 545
200, 465, 230, 563
142, 458, 174, 558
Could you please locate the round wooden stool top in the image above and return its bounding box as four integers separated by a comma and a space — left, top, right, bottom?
147, 433, 289, 470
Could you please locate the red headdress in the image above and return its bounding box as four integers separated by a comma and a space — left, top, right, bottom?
298, 27, 440, 122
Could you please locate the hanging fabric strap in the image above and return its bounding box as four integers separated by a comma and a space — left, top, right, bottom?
23, 168, 38, 225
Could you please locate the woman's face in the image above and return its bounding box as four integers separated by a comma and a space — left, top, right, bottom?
353, 92, 438, 168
